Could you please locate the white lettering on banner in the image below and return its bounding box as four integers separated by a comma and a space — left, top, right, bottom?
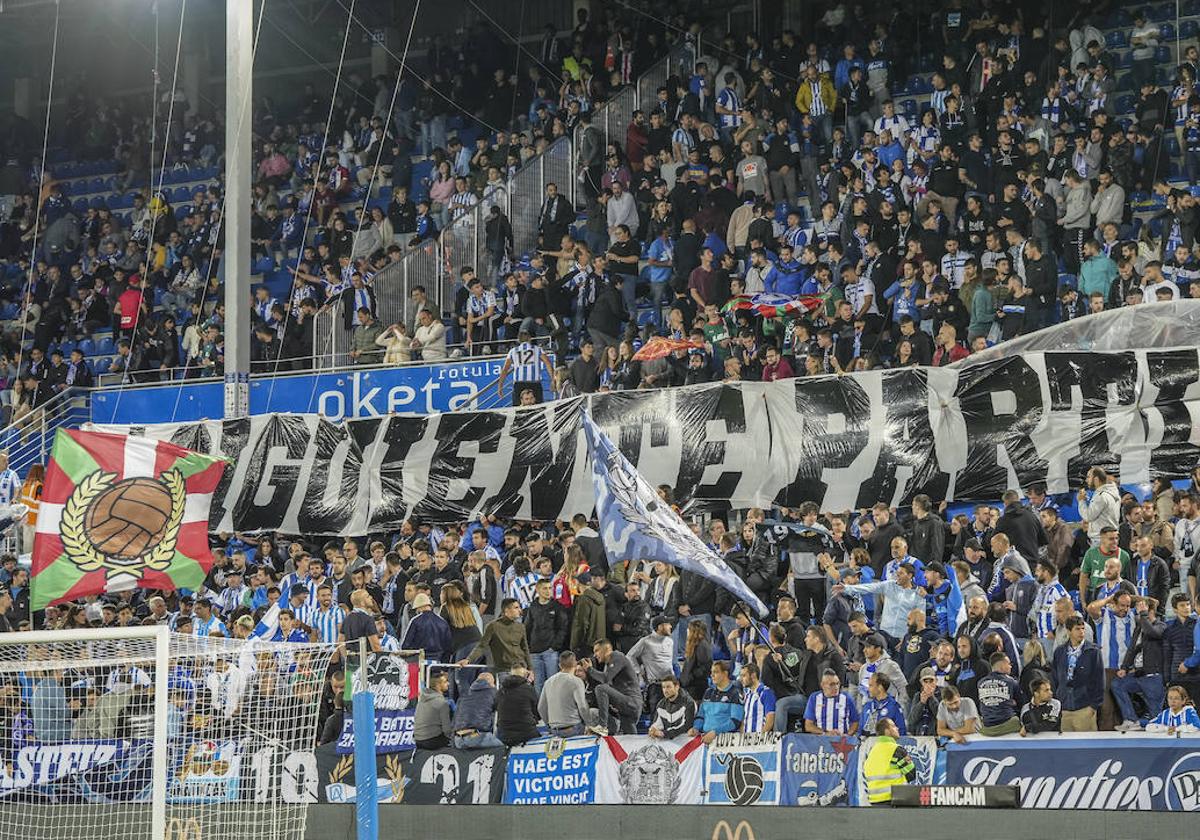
958, 756, 1163, 809
99, 348, 1200, 533
352, 374, 383, 418
386, 386, 417, 414
0, 743, 121, 791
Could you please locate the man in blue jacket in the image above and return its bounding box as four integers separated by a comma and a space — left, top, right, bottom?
1051, 615, 1104, 731
400, 592, 451, 662
763, 244, 807, 296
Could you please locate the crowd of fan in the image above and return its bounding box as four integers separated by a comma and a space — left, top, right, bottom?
3, 458, 1200, 744
3, 1, 1200, 405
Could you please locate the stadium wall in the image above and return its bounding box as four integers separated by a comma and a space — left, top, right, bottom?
303, 804, 1197, 840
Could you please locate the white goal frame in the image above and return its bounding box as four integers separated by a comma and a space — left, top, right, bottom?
0, 625, 171, 840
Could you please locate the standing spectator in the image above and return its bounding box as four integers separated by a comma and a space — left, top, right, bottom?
1051, 615, 1104, 731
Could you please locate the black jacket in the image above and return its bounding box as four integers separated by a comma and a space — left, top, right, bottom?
795, 643, 847, 695
907, 514, 947, 565
524, 598, 569, 653
995, 502, 1047, 564
496, 674, 541, 745
677, 570, 717, 616
1121, 613, 1167, 676
586, 280, 628, 337
680, 639, 713, 702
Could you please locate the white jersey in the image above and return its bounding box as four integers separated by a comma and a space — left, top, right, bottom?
506, 341, 546, 383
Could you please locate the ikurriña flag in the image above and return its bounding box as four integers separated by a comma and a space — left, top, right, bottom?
31, 429, 227, 610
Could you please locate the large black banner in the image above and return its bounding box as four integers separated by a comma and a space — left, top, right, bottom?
96, 348, 1200, 532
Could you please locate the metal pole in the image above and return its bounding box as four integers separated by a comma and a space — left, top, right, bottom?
224, 0, 252, 419
352, 635, 378, 840
150, 625, 170, 840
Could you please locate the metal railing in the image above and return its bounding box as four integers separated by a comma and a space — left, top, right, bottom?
312, 40, 697, 370
313, 138, 573, 370
0, 388, 91, 477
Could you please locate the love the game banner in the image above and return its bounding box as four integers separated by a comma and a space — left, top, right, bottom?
96, 348, 1200, 531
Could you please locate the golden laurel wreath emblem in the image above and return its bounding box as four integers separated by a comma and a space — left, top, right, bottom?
59, 468, 186, 579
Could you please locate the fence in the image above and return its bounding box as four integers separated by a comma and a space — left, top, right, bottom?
314, 39, 697, 368
314, 139, 572, 369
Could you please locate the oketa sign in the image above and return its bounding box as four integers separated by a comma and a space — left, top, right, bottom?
946, 737, 1200, 810
90, 359, 554, 425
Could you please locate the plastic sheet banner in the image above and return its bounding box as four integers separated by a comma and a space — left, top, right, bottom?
704, 733, 783, 806
778, 734, 858, 807
594, 735, 705, 804
503, 737, 599, 803
336, 654, 420, 754
945, 735, 1200, 810
95, 346, 1200, 531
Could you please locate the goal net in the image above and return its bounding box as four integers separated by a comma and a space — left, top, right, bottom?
0, 626, 336, 840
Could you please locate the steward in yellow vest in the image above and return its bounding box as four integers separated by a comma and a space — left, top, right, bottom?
863, 718, 917, 805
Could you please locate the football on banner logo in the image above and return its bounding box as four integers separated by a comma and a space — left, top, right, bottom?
32, 429, 226, 609
595, 735, 705, 804
704, 733, 781, 806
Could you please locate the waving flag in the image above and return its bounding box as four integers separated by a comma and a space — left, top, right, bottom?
632, 336, 703, 361
252, 601, 281, 639
722, 293, 823, 319
582, 412, 768, 616
32, 429, 227, 610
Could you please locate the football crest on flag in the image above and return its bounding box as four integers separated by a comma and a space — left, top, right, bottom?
32, 429, 227, 609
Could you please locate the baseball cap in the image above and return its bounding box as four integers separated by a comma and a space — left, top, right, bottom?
962, 537, 983, 552
412, 593, 433, 609
919, 667, 936, 682
864, 633, 886, 649
653, 614, 672, 628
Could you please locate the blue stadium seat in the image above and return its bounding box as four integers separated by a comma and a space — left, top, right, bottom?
1184, 20, 1200, 38
94, 358, 111, 374
1106, 31, 1128, 48
1166, 135, 1182, 156
59, 340, 74, 355
1156, 45, 1173, 64
95, 336, 115, 356
1115, 94, 1135, 115
1160, 22, 1176, 40
774, 201, 790, 223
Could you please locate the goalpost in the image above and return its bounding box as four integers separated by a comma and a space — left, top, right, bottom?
0, 625, 336, 840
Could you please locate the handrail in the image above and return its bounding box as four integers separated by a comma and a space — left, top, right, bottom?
0, 386, 90, 475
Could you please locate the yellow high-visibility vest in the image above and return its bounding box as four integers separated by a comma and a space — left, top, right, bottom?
863, 736, 905, 804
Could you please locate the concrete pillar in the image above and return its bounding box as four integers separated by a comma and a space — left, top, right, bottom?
13, 78, 34, 121
224, 0, 252, 419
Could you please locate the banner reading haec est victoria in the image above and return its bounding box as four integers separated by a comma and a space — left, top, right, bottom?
94, 347, 1200, 532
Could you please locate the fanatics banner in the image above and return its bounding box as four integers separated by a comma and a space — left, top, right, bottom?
94, 347, 1200, 532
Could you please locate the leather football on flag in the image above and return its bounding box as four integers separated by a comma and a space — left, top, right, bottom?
31, 429, 227, 609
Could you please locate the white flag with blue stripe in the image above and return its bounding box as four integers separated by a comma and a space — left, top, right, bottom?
252, 602, 280, 640
582, 411, 768, 616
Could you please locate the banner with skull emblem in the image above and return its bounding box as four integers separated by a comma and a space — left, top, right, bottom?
594, 735, 705, 805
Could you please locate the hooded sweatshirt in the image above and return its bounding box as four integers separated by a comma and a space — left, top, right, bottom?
627, 631, 675, 682
496, 673, 541, 745
413, 687, 454, 742
950, 636, 991, 704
